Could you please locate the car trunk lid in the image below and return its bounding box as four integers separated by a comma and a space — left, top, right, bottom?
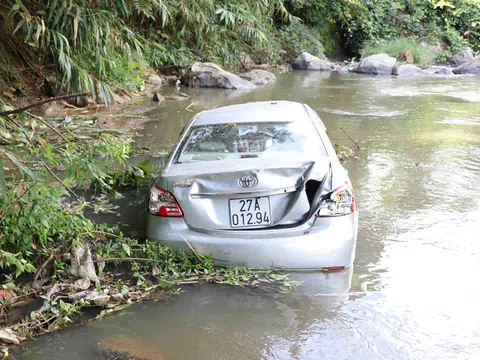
160, 158, 330, 230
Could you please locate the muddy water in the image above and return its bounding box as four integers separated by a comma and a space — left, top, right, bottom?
17, 72, 480, 359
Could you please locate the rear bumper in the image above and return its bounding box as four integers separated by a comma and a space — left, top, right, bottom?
146, 212, 358, 270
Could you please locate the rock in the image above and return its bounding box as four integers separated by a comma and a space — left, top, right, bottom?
146, 74, 163, 87
162, 75, 179, 85
99, 335, 165, 360
70, 243, 99, 282
449, 47, 475, 67
74, 277, 91, 291
276, 64, 292, 73
113, 93, 131, 104
96, 254, 105, 276
239, 69, 276, 86
347, 62, 359, 72
111, 293, 124, 302
238, 52, 254, 69
427, 66, 455, 76
393, 64, 432, 76
452, 55, 480, 75
293, 52, 333, 71
67, 290, 90, 301
0, 329, 22, 345
355, 54, 397, 75
86, 290, 110, 307
185, 62, 255, 90
396, 49, 414, 64
43, 101, 64, 118
152, 92, 165, 102
249, 64, 276, 71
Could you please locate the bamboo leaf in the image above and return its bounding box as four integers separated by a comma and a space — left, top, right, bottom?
5, 152, 38, 180
0, 157, 6, 201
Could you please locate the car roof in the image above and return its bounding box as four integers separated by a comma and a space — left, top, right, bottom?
193, 101, 313, 126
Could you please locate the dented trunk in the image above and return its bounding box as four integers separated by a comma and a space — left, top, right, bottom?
159, 158, 330, 231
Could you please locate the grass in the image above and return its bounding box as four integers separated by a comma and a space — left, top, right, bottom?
361, 37, 438, 68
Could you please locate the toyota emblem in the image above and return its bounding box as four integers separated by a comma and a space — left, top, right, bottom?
238, 175, 258, 188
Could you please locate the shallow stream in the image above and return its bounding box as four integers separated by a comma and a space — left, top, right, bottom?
17, 71, 480, 359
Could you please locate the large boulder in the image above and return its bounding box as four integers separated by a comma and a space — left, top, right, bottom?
239, 69, 276, 86
449, 47, 475, 67
293, 52, 333, 71
355, 54, 397, 75
393, 64, 431, 77
452, 56, 480, 75
185, 62, 255, 90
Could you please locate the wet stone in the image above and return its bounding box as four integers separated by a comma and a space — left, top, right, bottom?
355, 54, 397, 75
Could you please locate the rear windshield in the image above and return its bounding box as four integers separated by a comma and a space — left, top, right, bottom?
174, 122, 326, 163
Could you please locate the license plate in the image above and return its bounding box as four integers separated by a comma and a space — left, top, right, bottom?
229, 197, 271, 228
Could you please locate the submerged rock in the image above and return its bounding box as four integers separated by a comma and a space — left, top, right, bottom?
452, 56, 480, 75
239, 69, 276, 86
152, 92, 165, 102
99, 335, 166, 360
428, 66, 455, 76
185, 62, 255, 90
293, 52, 333, 71
355, 54, 397, 75
393, 64, 431, 76
449, 47, 475, 67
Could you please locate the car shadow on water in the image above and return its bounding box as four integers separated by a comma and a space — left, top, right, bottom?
83, 188, 150, 239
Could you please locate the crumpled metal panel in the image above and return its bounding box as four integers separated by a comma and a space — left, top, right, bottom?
157, 157, 330, 230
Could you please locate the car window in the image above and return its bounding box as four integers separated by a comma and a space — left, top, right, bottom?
174, 122, 326, 163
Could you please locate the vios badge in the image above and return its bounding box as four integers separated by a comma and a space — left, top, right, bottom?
238, 175, 258, 188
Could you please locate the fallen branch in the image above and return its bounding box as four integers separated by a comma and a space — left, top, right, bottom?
32, 256, 53, 285
179, 234, 202, 262
340, 127, 360, 151
44, 163, 79, 199
0, 92, 89, 116
25, 111, 69, 142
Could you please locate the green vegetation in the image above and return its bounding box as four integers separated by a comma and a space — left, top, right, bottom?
1, 0, 479, 101
361, 37, 438, 67
287, 0, 480, 58
0, 105, 294, 345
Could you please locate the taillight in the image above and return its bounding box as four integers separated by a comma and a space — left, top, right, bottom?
148, 185, 183, 217
316, 180, 355, 217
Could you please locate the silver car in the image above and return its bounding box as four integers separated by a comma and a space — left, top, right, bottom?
146, 101, 358, 270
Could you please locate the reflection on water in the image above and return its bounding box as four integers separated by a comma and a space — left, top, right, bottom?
17, 71, 480, 359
